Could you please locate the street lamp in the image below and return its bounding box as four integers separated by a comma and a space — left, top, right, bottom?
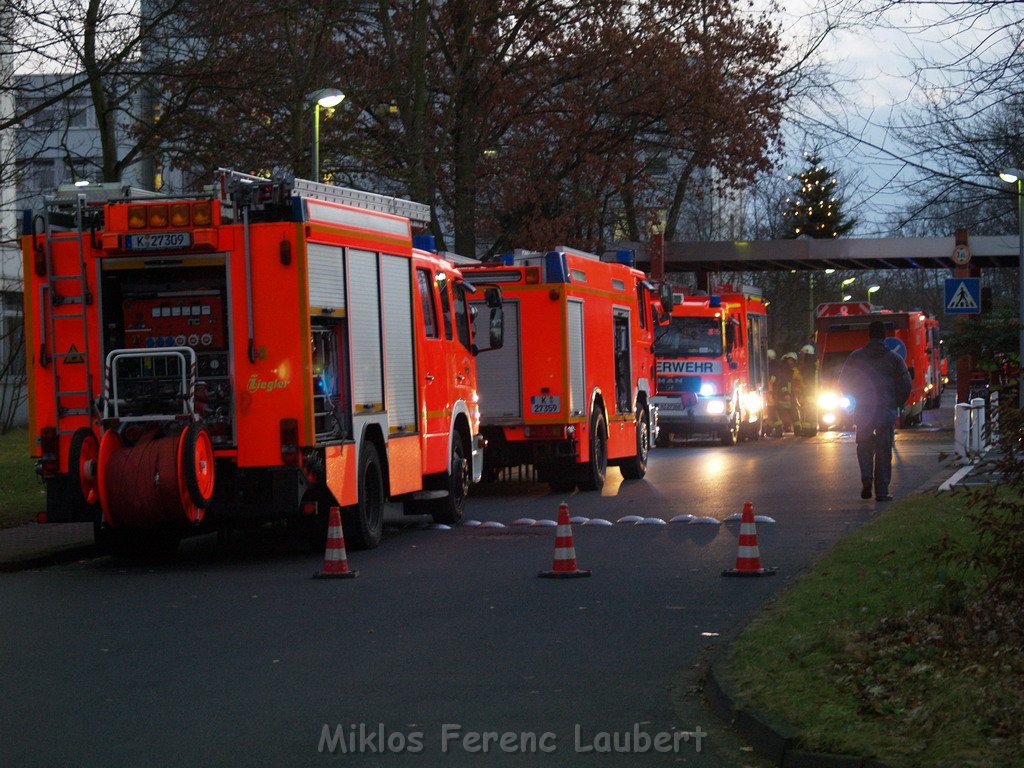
309, 88, 345, 182
840, 276, 855, 300
867, 284, 880, 303
998, 168, 1024, 407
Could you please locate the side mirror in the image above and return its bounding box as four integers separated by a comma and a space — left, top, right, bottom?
659, 284, 674, 314
472, 286, 504, 353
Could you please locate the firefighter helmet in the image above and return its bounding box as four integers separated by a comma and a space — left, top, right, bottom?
782, 352, 797, 361
800, 344, 815, 355
767, 349, 777, 360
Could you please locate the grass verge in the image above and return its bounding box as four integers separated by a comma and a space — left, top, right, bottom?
721, 489, 1022, 767
0, 428, 45, 528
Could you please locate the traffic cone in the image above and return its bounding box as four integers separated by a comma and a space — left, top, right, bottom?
722, 502, 776, 577
539, 502, 592, 578
314, 506, 358, 579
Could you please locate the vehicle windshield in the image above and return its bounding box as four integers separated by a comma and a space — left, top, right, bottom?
654, 316, 722, 357
819, 351, 849, 384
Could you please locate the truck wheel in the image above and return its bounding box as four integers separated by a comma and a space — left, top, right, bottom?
181, 423, 215, 510
744, 418, 763, 441
580, 410, 608, 491
619, 406, 649, 480
430, 438, 468, 525
68, 427, 99, 507
344, 441, 384, 550
720, 414, 738, 446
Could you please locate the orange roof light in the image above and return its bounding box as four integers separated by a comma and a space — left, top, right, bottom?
192, 201, 212, 227
147, 205, 168, 228
127, 205, 146, 229
169, 203, 190, 227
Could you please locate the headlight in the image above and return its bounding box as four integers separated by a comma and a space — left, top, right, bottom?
840, 396, 852, 410
744, 392, 763, 413
822, 412, 837, 425
818, 391, 839, 410
706, 399, 726, 415
699, 382, 716, 397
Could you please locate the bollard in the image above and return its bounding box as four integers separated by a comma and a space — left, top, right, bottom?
989, 391, 1000, 442
954, 402, 971, 460
969, 397, 986, 454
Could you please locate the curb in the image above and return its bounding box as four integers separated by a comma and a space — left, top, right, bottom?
706, 638, 902, 768
0, 543, 97, 574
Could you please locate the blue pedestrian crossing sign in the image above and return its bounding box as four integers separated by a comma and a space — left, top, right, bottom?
944, 278, 981, 314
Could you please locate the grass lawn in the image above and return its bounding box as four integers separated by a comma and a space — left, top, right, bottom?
0, 428, 46, 528
722, 489, 1023, 767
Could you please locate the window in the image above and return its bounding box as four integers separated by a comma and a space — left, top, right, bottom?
416, 268, 438, 339
67, 99, 90, 129
18, 159, 56, 192
1, 292, 26, 380
436, 274, 453, 340
452, 281, 471, 351
654, 316, 723, 357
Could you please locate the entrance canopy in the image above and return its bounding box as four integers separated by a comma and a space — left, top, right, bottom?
613, 235, 1020, 272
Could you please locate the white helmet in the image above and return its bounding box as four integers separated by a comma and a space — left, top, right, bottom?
782, 352, 797, 361
800, 344, 815, 355
767, 349, 777, 360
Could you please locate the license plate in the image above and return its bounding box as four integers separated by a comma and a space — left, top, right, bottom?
124, 232, 192, 250
530, 395, 561, 414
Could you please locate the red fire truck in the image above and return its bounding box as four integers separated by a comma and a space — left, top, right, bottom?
21, 171, 502, 553
460, 248, 667, 492
814, 302, 930, 429
651, 284, 769, 445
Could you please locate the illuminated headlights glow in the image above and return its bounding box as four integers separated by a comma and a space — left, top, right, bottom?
706, 399, 726, 415
822, 412, 837, 425
699, 382, 716, 397
744, 393, 764, 413
818, 391, 839, 410
839, 396, 852, 410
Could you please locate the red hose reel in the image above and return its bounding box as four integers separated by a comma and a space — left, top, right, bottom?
96, 423, 215, 528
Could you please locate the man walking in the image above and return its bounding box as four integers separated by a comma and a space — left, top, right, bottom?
838, 321, 913, 501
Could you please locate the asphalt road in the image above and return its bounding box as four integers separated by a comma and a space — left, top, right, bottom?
0, 402, 955, 768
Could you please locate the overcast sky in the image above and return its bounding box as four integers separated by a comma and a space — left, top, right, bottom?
777, 0, 1018, 235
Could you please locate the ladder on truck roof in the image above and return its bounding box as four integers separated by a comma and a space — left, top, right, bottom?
35, 192, 99, 436
216, 169, 432, 226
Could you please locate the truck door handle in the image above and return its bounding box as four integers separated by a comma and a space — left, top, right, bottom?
456, 374, 466, 383
425, 375, 434, 382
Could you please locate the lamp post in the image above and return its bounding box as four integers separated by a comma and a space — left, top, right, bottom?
840, 276, 855, 300
999, 168, 1024, 407
308, 88, 345, 182
867, 284, 880, 303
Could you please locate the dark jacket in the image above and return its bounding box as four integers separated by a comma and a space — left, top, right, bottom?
838, 340, 913, 428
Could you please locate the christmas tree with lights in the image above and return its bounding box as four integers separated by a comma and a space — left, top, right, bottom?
781, 151, 856, 238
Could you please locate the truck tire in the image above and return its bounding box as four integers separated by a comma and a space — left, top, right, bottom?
720, 413, 739, 446
430, 437, 468, 525
619, 406, 649, 480
182, 423, 215, 510
68, 427, 99, 507
343, 441, 384, 550
580, 410, 608, 491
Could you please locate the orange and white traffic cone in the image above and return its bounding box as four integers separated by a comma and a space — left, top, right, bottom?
314, 506, 358, 579
722, 502, 776, 577
539, 502, 592, 578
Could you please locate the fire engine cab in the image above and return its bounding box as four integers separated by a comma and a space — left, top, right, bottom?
815, 302, 931, 429
651, 285, 769, 445
460, 248, 667, 492
22, 171, 502, 553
